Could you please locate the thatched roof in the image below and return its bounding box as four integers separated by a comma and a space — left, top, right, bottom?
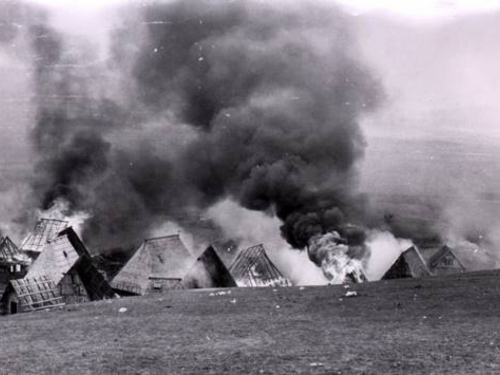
229, 244, 291, 287
111, 234, 194, 295
420, 245, 468, 272
2, 275, 64, 313
26, 228, 114, 300
0, 237, 29, 264
382, 246, 432, 280
21, 219, 69, 254
182, 246, 237, 289
430, 246, 466, 271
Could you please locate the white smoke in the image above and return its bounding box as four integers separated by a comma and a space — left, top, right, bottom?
37, 198, 90, 237
206, 199, 328, 286
364, 230, 413, 280
206, 200, 416, 285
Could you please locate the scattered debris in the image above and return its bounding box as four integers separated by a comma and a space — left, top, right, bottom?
345, 290, 358, 297
210, 290, 233, 297
118, 307, 127, 313
299, 286, 305, 291
276, 305, 280, 309
230, 298, 237, 304
309, 362, 323, 367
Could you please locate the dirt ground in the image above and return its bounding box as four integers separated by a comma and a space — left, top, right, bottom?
1, 270, 500, 374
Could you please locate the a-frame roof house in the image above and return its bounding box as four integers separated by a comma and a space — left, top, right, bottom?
0, 237, 29, 264
428, 245, 466, 275
25, 227, 114, 303
0, 237, 31, 296
382, 246, 432, 280
111, 234, 194, 295
229, 244, 292, 287
1, 275, 64, 315
182, 246, 237, 289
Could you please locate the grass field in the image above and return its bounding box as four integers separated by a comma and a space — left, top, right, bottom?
1, 271, 500, 374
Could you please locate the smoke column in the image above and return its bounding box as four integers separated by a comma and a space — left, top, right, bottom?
14, 0, 383, 256
2, 0, 499, 281
0, 0, 388, 284
114, 0, 383, 249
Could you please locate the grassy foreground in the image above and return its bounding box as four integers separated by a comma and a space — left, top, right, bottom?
1, 270, 500, 375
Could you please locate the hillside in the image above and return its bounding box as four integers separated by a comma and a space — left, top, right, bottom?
1, 270, 500, 374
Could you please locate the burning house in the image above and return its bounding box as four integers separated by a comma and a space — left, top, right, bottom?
182, 246, 237, 289
24, 227, 114, 304
229, 244, 291, 287
0, 237, 30, 296
111, 234, 194, 295
308, 232, 368, 284
382, 246, 432, 280
1, 276, 64, 315
20, 218, 69, 259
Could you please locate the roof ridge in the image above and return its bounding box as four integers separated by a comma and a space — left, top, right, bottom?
39, 218, 70, 224
144, 234, 180, 242
242, 244, 264, 251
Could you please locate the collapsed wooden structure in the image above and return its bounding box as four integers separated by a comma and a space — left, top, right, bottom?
92, 254, 126, 282
111, 234, 194, 295
20, 218, 69, 258
229, 244, 291, 287
182, 246, 237, 289
1, 276, 64, 314
0, 237, 30, 296
25, 227, 114, 304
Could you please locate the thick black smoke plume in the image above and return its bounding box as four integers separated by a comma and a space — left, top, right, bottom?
23, 0, 382, 252
120, 0, 382, 248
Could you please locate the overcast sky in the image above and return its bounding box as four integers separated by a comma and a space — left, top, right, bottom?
18, 0, 500, 141
28, 0, 500, 15
1, 0, 499, 193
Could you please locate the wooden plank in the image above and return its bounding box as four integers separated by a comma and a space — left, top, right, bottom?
23, 296, 64, 307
